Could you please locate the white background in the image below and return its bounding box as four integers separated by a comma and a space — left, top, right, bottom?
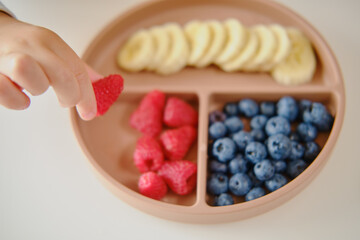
0, 0, 359, 239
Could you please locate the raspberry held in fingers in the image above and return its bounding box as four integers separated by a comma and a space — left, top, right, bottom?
92, 74, 124, 116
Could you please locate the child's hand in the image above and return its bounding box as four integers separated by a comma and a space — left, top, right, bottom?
0, 12, 100, 120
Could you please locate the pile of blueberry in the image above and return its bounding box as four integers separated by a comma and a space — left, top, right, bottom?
207, 96, 333, 206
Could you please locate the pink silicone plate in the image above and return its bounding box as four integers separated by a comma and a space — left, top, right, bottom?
70, 0, 345, 223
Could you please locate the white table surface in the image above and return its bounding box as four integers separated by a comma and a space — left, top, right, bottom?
1, 0, 359, 239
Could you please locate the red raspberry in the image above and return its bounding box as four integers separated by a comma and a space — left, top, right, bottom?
133, 135, 164, 173
138, 172, 167, 200
158, 160, 197, 195
160, 125, 197, 160
92, 74, 124, 116
163, 97, 198, 127
130, 90, 166, 137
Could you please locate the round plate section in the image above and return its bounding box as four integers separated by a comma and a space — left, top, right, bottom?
70, 0, 345, 223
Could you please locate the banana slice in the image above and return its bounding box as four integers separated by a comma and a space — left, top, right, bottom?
219, 28, 259, 72
195, 20, 226, 68
260, 24, 291, 71
242, 25, 277, 72
271, 28, 317, 85
117, 29, 154, 72
184, 20, 211, 66
214, 19, 246, 65
156, 23, 189, 75
146, 26, 170, 71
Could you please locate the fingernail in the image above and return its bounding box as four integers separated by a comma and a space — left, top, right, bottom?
78, 107, 97, 121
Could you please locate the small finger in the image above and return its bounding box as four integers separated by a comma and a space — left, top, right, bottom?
0, 73, 30, 110
0, 53, 49, 96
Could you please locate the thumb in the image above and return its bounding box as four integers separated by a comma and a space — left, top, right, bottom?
84, 63, 103, 82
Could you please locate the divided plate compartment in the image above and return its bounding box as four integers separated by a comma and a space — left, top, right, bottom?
70, 0, 345, 223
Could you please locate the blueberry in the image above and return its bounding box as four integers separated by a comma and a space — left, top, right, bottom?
229, 173, 253, 196
209, 122, 227, 139
260, 101, 276, 117
251, 129, 267, 142
265, 116, 291, 136
299, 99, 312, 115
245, 187, 266, 201
223, 102, 239, 116
289, 131, 301, 142
209, 110, 226, 124
208, 159, 227, 174
273, 160, 287, 173
224, 116, 244, 133
289, 141, 305, 160
287, 159, 308, 178
250, 115, 268, 130
303, 141, 320, 162
228, 154, 249, 174
232, 130, 254, 152
277, 96, 299, 122
245, 141, 268, 164
267, 134, 292, 160
212, 137, 237, 162
248, 170, 264, 187
207, 173, 229, 195
254, 159, 275, 181
297, 122, 318, 142
238, 99, 259, 118
303, 102, 333, 131
214, 193, 234, 206
265, 173, 288, 192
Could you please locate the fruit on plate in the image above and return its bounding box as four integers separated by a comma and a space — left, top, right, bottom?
207, 96, 334, 205
130, 90, 199, 199
271, 28, 317, 85
117, 29, 154, 72
116, 19, 317, 84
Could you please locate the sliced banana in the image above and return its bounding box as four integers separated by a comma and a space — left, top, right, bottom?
146, 26, 170, 71
242, 25, 277, 72
155, 23, 189, 75
184, 21, 211, 66
219, 28, 259, 72
214, 19, 246, 65
260, 24, 291, 71
271, 28, 317, 85
117, 29, 154, 72
195, 20, 226, 68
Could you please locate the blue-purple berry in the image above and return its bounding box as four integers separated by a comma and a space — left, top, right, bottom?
251, 129, 267, 142
209, 110, 226, 124
223, 102, 239, 116
208, 159, 227, 174
297, 122, 318, 142
265, 116, 291, 136
228, 154, 249, 174
289, 141, 305, 160
267, 134, 292, 160
224, 116, 244, 133
287, 159, 308, 178
303, 141, 320, 162
245, 187, 266, 201
265, 173, 288, 192
232, 130, 254, 152
245, 141, 268, 164
260, 101, 276, 117
250, 115, 268, 130
238, 99, 259, 118
229, 173, 253, 196
254, 159, 275, 181
212, 137, 237, 162
214, 193, 234, 206
209, 121, 227, 139
273, 160, 287, 173
207, 173, 229, 195
277, 96, 299, 122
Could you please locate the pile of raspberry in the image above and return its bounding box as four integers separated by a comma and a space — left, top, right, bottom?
130, 90, 198, 200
